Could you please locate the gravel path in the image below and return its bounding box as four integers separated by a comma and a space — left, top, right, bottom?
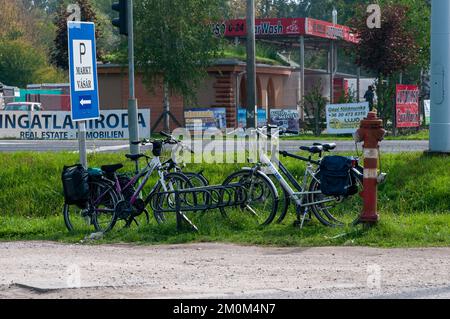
0, 241, 449, 299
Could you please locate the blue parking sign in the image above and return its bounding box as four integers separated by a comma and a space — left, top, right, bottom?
68, 22, 100, 121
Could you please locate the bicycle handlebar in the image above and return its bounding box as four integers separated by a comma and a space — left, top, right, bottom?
160, 131, 172, 138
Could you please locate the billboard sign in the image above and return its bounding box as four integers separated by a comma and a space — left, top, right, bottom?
237, 108, 267, 128
396, 84, 420, 128
0, 110, 150, 140
326, 102, 369, 134
184, 108, 227, 131
218, 18, 358, 43
270, 109, 300, 132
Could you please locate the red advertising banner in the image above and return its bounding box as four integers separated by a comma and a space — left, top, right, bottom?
305, 18, 358, 43
396, 84, 420, 128
223, 18, 305, 37
218, 18, 358, 43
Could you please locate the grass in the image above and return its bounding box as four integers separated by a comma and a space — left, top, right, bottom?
281, 130, 430, 141
0, 151, 449, 247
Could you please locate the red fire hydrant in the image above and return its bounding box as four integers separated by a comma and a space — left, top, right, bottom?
354, 112, 386, 224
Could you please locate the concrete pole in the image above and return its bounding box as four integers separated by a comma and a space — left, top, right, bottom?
329, 42, 334, 104
299, 36, 305, 122
246, 0, 257, 129
357, 67, 361, 102
430, 0, 450, 153
329, 8, 338, 105
128, 0, 140, 154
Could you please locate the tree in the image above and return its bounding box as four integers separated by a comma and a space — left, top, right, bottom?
51, 0, 102, 70
134, 0, 224, 131
0, 39, 64, 87
303, 82, 328, 136
349, 3, 420, 127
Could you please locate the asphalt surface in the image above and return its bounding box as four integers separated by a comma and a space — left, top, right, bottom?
0, 242, 448, 299
0, 139, 430, 153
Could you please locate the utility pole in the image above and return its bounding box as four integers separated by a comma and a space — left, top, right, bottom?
246, 0, 257, 129
113, 0, 139, 154
430, 0, 450, 153
127, 0, 140, 155
329, 8, 338, 105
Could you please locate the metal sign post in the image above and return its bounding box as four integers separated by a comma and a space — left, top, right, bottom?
127, 0, 140, 155
68, 22, 101, 168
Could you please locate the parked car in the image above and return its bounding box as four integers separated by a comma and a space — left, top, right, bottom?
3, 102, 43, 112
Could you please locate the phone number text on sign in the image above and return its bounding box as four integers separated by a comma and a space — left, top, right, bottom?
326, 102, 369, 134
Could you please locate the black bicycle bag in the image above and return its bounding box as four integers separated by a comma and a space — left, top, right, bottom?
319, 156, 353, 197
62, 164, 90, 208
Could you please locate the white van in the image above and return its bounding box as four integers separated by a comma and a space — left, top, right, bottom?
3, 102, 43, 112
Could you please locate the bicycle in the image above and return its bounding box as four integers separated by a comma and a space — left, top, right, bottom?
64, 138, 196, 233
222, 125, 366, 227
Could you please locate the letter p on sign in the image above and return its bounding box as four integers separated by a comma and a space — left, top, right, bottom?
367, 4, 381, 29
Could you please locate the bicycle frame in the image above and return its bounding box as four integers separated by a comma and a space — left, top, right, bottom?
258, 152, 322, 208
122, 156, 169, 206
253, 128, 338, 211
92, 156, 168, 210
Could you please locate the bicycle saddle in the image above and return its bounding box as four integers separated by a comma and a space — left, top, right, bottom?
101, 164, 124, 173
313, 143, 337, 151
125, 153, 147, 161
300, 146, 323, 154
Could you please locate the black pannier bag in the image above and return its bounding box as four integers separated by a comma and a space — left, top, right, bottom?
62, 164, 90, 208
319, 156, 354, 197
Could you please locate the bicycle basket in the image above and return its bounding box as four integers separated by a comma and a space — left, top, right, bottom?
62, 164, 90, 208
319, 156, 353, 197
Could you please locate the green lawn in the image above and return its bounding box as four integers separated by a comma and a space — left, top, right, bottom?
0, 151, 448, 247
281, 130, 430, 141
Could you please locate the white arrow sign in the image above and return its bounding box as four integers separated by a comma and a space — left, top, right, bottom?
80, 99, 92, 106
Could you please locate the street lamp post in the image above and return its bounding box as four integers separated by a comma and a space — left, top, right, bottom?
246, 0, 257, 129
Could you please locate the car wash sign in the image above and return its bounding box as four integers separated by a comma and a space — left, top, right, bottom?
68, 21, 100, 121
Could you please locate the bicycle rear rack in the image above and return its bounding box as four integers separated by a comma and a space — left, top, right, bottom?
148, 183, 248, 232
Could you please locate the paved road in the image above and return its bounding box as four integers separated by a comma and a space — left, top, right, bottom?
0, 139, 429, 153
0, 242, 448, 299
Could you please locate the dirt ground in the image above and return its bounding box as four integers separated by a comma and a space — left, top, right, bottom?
0, 241, 449, 299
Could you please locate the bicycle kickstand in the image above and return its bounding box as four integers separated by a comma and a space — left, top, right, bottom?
294, 207, 309, 229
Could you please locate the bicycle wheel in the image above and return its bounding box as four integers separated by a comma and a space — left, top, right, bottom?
63, 180, 119, 233
182, 172, 209, 188
90, 181, 121, 232
275, 186, 291, 224
149, 173, 195, 225
220, 170, 279, 226
63, 204, 94, 234
266, 174, 292, 224
308, 171, 363, 227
